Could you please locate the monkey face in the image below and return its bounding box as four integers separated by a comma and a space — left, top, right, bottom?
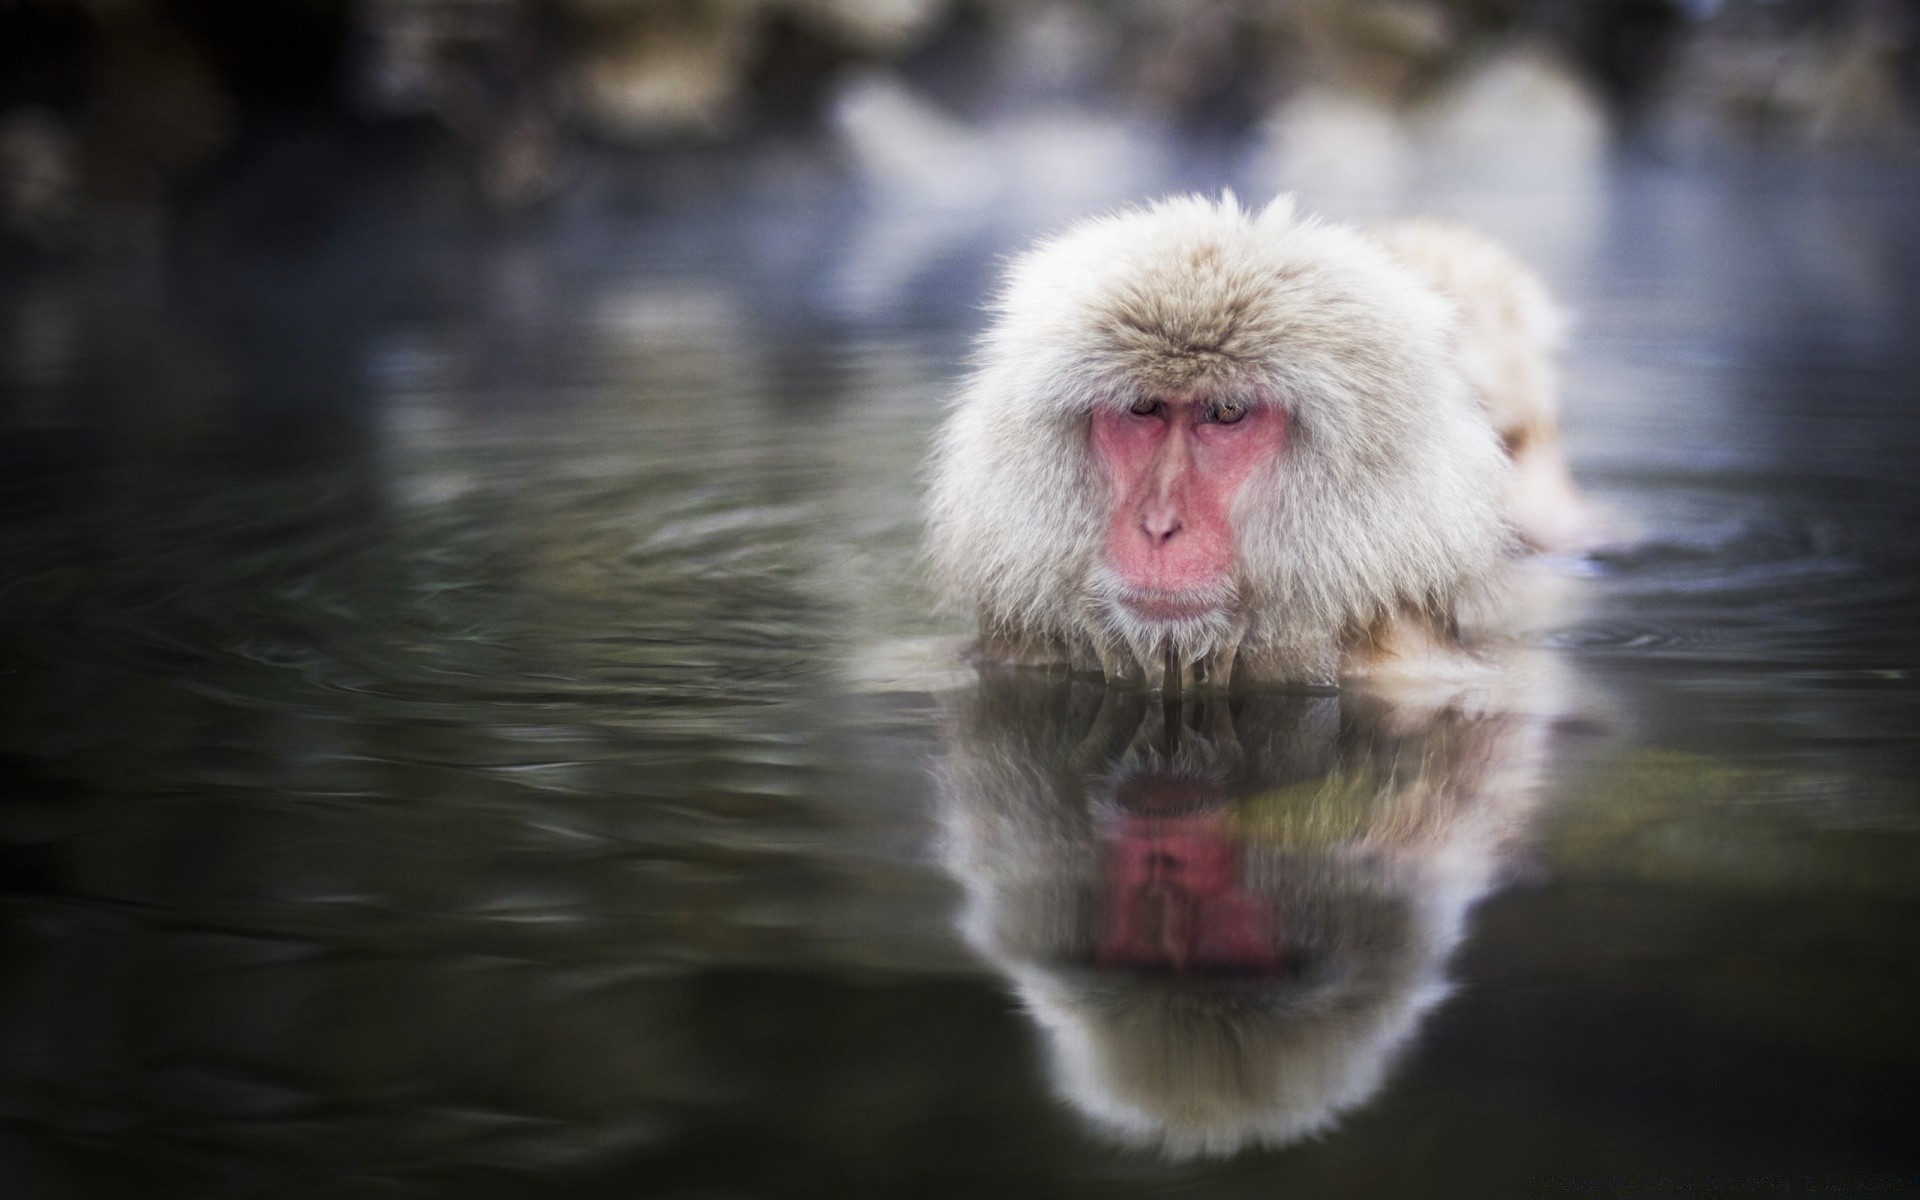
1088, 392, 1287, 626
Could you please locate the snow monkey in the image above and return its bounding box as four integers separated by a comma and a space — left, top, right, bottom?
1373, 218, 1604, 555
934, 673, 1553, 1158
927, 194, 1546, 694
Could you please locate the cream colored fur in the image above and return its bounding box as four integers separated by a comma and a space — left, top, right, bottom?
926, 194, 1511, 688
1375, 218, 1608, 552
1372, 218, 1568, 445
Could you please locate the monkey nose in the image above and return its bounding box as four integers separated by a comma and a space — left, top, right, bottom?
1140, 504, 1184, 544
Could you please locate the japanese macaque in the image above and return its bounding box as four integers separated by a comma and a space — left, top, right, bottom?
934, 673, 1555, 1158
926, 194, 1517, 693
1373, 218, 1607, 554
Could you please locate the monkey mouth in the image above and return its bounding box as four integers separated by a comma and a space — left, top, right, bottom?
1115, 589, 1226, 623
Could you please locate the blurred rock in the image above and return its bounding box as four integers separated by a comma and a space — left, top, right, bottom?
357, 0, 564, 209
1654, 0, 1920, 154
785, 0, 949, 56
0, 107, 77, 249
1253, 44, 1610, 224
566, 0, 762, 141
1257, 88, 1412, 213
1420, 45, 1611, 191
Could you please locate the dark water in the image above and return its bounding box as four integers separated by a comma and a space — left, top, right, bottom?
3, 152, 1920, 1197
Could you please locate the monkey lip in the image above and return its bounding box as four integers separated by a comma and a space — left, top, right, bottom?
1115, 588, 1226, 622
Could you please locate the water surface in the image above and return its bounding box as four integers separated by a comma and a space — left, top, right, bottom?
2, 153, 1920, 1196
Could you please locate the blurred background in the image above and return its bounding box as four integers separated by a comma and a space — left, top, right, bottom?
5, 2, 1920, 1198
0, 0, 1915, 252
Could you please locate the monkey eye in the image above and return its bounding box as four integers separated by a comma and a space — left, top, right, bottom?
1208, 399, 1249, 425
1127, 397, 1163, 418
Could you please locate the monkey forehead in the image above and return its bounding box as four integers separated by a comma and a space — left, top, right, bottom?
981, 194, 1457, 409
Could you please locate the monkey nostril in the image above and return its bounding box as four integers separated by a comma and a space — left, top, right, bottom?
1141, 511, 1183, 544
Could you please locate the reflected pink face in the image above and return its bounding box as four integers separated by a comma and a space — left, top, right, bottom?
1095, 802, 1284, 976
1088, 393, 1286, 619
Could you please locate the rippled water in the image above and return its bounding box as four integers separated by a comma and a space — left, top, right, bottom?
2, 153, 1920, 1196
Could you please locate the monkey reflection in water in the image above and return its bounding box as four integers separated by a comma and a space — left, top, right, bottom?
935, 676, 1553, 1158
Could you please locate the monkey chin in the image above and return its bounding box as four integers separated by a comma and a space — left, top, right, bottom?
1089, 575, 1246, 691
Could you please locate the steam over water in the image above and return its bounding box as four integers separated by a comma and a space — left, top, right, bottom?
3, 156, 1920, 1195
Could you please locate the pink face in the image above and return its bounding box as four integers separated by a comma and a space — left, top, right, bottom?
1088, 392, 1286, 619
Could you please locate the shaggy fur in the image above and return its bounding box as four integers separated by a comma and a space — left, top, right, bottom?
1374, 218, 1605, 553
926, 194, 1510, 688
1373, 219, 1567, 446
